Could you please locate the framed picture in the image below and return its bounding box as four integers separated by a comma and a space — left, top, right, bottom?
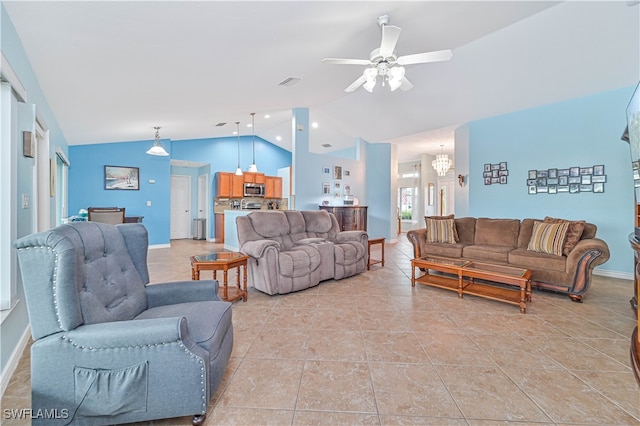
528, 170, 537, 179
323, 166, 331, 174
499, 175, 507, 184
580, 184, 593, 192
499, 162, 507, 170
491, 164, 500, 170
592, 175, 606, 183
498, 170, 508, 176
527, 179, 536, 186
537, 186, 548, 193
485, 164, 492, 172
528, 185, 536, 194
491, 177, 500, 184
547, 178, 558, 185
558, 169, 570, 176
558, 176, 568, 186
568, 176, 581, 184
536, 177, 547, 187
548, 168, 558, 178
633, 161, 640, 170
344, 185, 351, 195
580, 167, 593, 175
484, 177, 492, 185
104, 165, 139, 190
333, 166, 342, 180
581, 175, 591, 185
569, 183, 580, 193
492, 170, 499, 178
322, 182, 330, 194
537, 170, 548, 178
569, 167, 580, 177
593, 165, 605, 176
593, 182, 604, 193
334, 182, 341, 189
548, 185, 557, 194
558, 186, 569, 193
484, 171, 492, 178
344, 170, 350, 177
23, 131, 35, 158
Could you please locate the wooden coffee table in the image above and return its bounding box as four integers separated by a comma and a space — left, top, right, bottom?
190, 250, 248, 302
411, 256, 532, 313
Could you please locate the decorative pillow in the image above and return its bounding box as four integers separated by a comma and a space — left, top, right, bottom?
425, 215, 459, 243
426, 218, 457, 244
543, 216, 586, 255
527, 221, 570, 256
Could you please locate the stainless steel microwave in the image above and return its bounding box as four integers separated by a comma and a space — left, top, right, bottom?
243, 183, 265, 197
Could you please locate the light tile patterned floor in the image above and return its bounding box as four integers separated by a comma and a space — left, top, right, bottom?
2, 236, 639, 425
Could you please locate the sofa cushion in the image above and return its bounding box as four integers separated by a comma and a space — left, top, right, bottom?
462, 244, 512, 263
543, 216, 586, 255
474, 218, 520, 247
278, 246, 321, 277
508, 248, 566, 272
425, 215, 459, 242
527, 221, 569, 256
426, 217, 457, 244
248, 211, 290, 238
421, 242, 466, 258
301, 210, 334, 234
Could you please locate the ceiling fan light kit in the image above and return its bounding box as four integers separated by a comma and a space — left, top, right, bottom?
323, 14, 452, 93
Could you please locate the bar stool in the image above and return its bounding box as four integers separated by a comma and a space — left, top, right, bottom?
367, 237, 385, 270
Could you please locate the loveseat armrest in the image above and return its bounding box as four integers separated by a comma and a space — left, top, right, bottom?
407, 228, 428, 258
145, 280, 221, 308
336, 230, 367, 243
565, 237, 611, 272
296, 237, 327, 245
240, 239, 281, 258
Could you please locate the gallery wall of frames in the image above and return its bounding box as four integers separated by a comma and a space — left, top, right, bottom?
526, 165, 606, 194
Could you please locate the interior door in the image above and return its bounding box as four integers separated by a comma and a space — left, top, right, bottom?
198, 174, 208, 219
170, 175, 191, 239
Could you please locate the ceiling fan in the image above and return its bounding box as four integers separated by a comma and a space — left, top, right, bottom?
322, 15, 453, 93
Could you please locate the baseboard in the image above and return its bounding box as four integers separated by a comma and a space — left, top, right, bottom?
149, 243, 171, 249
1, 325, 30, 398
594, 269, 633, 281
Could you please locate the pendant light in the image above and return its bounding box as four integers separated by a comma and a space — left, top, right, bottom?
248, 112, 258, 172
432, 144, 452, 176
235, 121, 243, 176
146, 126, 169, 156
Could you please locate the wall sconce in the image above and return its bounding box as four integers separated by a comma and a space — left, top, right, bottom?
458, 174, 465, 187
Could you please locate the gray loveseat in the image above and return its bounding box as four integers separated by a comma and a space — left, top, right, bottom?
14, 222, 233, 425
236, 210, 368, 295
407, 217, 610, 302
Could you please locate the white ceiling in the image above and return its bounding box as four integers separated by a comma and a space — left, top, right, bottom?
4, 1, 639, 163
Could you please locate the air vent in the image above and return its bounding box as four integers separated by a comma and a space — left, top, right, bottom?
278, 77, 301, 87
322, 143, 332, 148
215, 122, 227, 127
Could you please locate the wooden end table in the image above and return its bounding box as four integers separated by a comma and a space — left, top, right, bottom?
190, 250, 248, 302
368, 237, 385, 270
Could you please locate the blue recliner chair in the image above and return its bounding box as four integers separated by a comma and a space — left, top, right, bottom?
14, 222, 233, 425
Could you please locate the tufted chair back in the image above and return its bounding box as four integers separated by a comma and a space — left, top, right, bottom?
15, 222, 149, 339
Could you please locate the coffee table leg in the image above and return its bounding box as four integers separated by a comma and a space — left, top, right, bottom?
242, 263, 248, 302
223, 269, 229, 301
458, 273, 464, 299
519, 282, 526, 314
526, 280, 532, 302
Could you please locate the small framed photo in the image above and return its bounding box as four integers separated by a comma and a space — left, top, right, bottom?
593, 182, 604, 193
580, 167, 593, 175
633, 161, 640, 170
537, 170, 548, 178
569, 167, 580, 177
334, 191, 340, 198
580, 184, 593, 192
344, 170, 350, 177
558, 176, 568, 186
537, 185, 548, 193
322, 182, 330, 194
548, 185, 557, 194
635, 169, 640, 180
484, 171, 492, 178
593, 165, 604, 176
491, 177, 500, 184
498, 170, 508, 176
484, 164, 491, 172
484, 177, 492, 185
558, 186, 569, 193
547, 178, 558, 185
491, 164, 500, 170
569, 183, 580, 193
568, 176, 581, 184
492, 170, 499, 178
333, 165, 342, 180
499, 175, 507, 184
323, 166, 331, 174
536, 177, 547, 187
548, 168, 558, 178
592, 175, 606, 183
528, 185, 536, 194
344, 185, 351, 195
334, 181, 341, 189
528, 170, 537, 179
499, 162, 507, 170
527, 179, 536, 186
104, 165, 139, 190
581, 175, 591, 185
558, 169, 570, 177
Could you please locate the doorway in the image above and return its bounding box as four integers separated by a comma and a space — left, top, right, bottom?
170, 175, 191, 239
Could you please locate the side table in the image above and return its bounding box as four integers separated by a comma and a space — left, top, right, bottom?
190, 250, 248, 302
367, 237, 385, 270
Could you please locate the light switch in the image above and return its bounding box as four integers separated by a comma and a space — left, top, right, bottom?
148, 179, 155, 184
22, 194, 30, 209
146, 200, 152, 207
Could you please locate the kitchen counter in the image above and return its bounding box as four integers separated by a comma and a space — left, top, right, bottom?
223, 210, 250, 251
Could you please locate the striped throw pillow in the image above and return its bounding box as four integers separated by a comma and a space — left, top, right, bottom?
426, 218, 457, 244
527, 221, 570, 256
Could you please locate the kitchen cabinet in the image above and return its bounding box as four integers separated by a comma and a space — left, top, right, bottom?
265, 176, 282, 199
216, 172, 232, 198
231, 174, 244, 197
243, 172, 265, 184
215, 213, 224, 243
318, 205, 367, 232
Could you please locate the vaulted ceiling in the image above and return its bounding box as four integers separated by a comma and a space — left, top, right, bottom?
4, 1, 639, 162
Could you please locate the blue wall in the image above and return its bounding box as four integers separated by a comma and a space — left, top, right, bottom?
69, 136, 292, 245
466, 86, 635, 276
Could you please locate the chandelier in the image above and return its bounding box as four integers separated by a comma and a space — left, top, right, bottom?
432, 145, 452, 176
146, 126, 169, 156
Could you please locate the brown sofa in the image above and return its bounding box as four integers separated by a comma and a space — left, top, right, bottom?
407, 217, 610, 302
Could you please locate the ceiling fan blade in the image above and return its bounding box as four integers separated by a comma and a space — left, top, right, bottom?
322, 58, 371, 66
344, 74, 367, 92
399, 77, 414, 91
396, 49, 453, 66
379, 25, 401, 58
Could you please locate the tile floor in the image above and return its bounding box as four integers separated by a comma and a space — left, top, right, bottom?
2, 236, 639, 425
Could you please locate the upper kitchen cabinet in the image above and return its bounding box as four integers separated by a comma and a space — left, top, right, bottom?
265, 176, 282, 199
243, 172, 266, 184
216, 172, 232, 198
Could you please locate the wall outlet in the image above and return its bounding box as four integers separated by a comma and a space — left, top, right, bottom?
22, 194, 30, 209
146, 200, 152, 207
